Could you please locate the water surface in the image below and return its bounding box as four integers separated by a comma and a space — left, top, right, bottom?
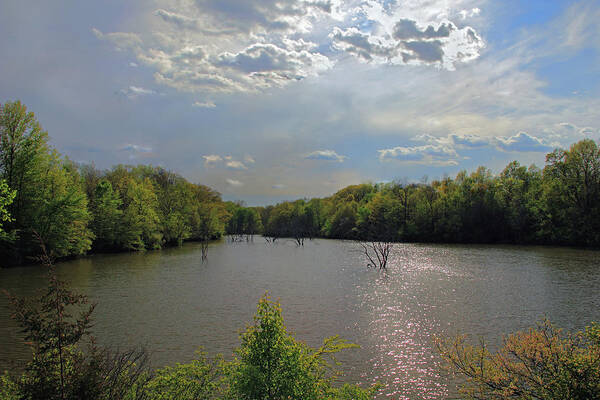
1, 239, 599, 399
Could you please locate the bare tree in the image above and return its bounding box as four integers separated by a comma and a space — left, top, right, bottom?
359, 241, 394, 270
200, 240, 209, 261
264, 236, 278, 244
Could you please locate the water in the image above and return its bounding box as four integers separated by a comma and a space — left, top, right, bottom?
1, 238, 599, 399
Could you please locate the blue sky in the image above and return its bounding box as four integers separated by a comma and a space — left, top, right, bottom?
1, 0, 599, 205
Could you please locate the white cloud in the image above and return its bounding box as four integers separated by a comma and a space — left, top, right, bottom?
378, 144, 458, 165
244, 155, 256, 164
193, 100, 216, 108
496, 132, 554, 152
94, 0, 487, 94
226, 160, 248, 170
459, 8, 481, 20
203, 154, 223, 166
226, 178, 243, 187
272, 183, 286, 189
119, 85, 156, 99
305, 149, 347, 162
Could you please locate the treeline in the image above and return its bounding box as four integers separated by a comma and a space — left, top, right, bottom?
2, 100, 600, 265
256, 139, 600, 247
0, 101, 238, 266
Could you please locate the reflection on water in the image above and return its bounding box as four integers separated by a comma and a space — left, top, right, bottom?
1, 239, 599, 399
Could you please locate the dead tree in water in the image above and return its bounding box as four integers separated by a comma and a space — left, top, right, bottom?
360, 241, 394, 270
200, 240, 209, 260
264, 236, 278, 244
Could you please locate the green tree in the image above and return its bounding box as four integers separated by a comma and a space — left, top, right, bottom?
90, 180, 123, 251
0, 101, 49, 226
28, 158, 93, 258
225, 294, 376, 400
119, 177, 162, 251
0, 179, 16, 241
544, 139, 600, 245
145, 351, 221, 400
5, 248, 95, 400
0, 101, 92, 262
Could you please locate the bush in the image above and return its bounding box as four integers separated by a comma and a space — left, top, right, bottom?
436, 319, 600, 400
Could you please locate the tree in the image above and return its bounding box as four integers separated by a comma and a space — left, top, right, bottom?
0, 101, 49, 226
89, 180, 123, 251
27, 157, 93, 258
0, 179, 16, 242
3, 243, 150, 400
359, 241, 394, 270
0, 101, 92, 262
5, 244, 95, 400
119, 177, 162, 251
544, 139, 600, 246
225, 293, 376, 400
437, 320, 600, 400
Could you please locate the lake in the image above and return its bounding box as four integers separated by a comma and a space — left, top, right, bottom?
1, 238, 599, 399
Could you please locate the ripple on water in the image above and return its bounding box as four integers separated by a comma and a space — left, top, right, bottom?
1, 240, 600, 399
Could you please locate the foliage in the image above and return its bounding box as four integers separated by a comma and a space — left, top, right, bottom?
0, 101, 92, 264
436, 320, 600, 400
90, 180, 123, 251
224, 293, 377, 400
0, 179, 16, 241
144, 351, 221, 400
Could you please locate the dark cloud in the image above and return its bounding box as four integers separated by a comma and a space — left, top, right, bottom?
393, 19, 454, 40
402, 40, 444, 63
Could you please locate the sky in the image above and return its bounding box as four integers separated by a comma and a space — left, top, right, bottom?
1, 0, 599, 205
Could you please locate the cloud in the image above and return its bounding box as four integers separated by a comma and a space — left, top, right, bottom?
393, 19, 453, 40
305, 149, 347, 162
94, 0, 487, 94
214, 42, 332, 86
120, 144, 152, 153
449, 134, 491, 148
193, 100, 216, 108
203, 154, 223, 166
154, 9, 199, 30
272, 183, 286, 189
119, 144, 154, 160
402, 40, 445, 63
579, 127, 598, 136
459, 8, 481, 20
329, 27, 394, 61
92, 28, 141, 52
244, 155, 256, 164
129, 62, 138, 67
119, 86, 156, 99
226, 178, 243, 187
496, 132, 554, 152
329, 8, 484, 68
378, 144, 458, 165
226, 160, 248, 170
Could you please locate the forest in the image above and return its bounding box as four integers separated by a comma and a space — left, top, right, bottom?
1, 100, 600, 266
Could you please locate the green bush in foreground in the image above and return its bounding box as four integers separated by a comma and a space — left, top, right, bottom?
436, 320, 600, 400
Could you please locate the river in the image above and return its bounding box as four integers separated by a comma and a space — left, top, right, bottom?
1, 238, 599, 399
